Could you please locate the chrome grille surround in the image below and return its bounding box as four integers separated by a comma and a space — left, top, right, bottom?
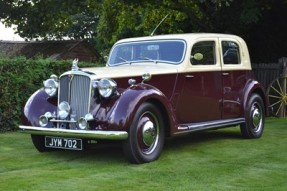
58, 71, 92, 129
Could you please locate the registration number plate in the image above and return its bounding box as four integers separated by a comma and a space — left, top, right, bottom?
45, 136, 83, 150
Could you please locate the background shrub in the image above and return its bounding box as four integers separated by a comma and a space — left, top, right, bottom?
0, 56, 103, 132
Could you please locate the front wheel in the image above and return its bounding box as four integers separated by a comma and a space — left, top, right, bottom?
122, 102, 165, 164
240, 94, 265, 138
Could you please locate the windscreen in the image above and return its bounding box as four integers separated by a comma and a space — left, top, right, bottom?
108, 40, 186, 66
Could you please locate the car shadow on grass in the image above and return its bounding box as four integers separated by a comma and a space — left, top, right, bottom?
41, 128, 243, 164
45, 140, 126, 164
164, 127, 243, 149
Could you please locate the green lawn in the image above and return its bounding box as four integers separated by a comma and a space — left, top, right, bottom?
1, 118, 286, 191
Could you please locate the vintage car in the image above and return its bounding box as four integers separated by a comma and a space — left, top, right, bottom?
19, 33, 266, 164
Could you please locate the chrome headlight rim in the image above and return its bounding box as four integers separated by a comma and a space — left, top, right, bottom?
43, 75, 58, 97
78, 113, 93, 130
58, 101, 71, 120
98, 78, 117, 98
39, 112, 53, 127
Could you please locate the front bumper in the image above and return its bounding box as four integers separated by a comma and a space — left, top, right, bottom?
19, 125, 128, 140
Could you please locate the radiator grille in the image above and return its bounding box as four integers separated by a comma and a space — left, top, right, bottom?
59, 74, 91, 123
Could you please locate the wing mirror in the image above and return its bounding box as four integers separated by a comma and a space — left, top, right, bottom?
191, 53, 203, 61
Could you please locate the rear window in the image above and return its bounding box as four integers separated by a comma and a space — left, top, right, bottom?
222, 41, 240, 64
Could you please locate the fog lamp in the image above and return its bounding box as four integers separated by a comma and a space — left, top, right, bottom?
78, 118, 88, 130
78, 113, 93, 130
58, 101, 70, 119
39, 116, 48, 127
39, 112, 52, 127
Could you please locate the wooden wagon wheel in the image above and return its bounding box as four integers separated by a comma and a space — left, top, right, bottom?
267, 76, 287, 117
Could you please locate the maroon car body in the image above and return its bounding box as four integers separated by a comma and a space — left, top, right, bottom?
19, 33, 267, 163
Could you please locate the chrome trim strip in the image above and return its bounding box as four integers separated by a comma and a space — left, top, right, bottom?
176, 118, 245, 135
19, 125, 128, 140
50, 119, 77, 123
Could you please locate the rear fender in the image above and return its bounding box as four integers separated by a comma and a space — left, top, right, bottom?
243, 80, 268, 116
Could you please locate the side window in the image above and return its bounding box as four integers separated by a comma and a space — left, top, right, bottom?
191, 41, 215, 65
222, 41, 240, 64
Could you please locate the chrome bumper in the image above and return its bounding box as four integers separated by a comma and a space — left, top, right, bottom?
19, 125, 128, 140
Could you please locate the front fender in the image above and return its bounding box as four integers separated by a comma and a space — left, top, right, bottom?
21, 89, 57, 127
105, 83, 176, 132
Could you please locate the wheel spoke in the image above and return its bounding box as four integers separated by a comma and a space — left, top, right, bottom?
270, 84, 284, 97
276, 79, 285, 95
275, 101, 284, 116
268, 94, 283, 99
267, 76, 287, 117
270, 99, 284, 107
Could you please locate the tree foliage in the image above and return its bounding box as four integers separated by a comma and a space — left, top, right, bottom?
1, 0, 287, 61
1, 0, 100, 39
0, 0, 263, 40
0, 56, 99, 132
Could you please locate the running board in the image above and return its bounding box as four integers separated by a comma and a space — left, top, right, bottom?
175, 118, 245, 135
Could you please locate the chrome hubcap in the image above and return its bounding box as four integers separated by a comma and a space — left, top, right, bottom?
251, 103, 262, 132
142, 121, 156, 146
138, 111, 159, 155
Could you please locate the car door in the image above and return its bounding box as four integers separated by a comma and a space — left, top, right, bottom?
175, 39, 222, 123
220, 38, 248, 119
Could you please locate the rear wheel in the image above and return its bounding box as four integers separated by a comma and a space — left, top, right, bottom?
123, 102, 165, 164
240, 94, 265, 138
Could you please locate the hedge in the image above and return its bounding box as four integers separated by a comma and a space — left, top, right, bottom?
0, 57, 103, 132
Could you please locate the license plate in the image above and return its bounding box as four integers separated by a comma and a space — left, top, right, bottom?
45, 136, 83, 150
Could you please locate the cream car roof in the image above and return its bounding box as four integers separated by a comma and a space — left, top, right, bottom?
104, 33, 251, 76
116, 33, 241, 42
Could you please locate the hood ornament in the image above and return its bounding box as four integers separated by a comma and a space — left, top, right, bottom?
72, 58, 79, 71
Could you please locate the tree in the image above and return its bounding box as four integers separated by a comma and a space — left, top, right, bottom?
246, 0, 287, 62
0, 0, 100, 40
95, 0, 236, 48
1, 0, 286, 61
1, 0, 237, 41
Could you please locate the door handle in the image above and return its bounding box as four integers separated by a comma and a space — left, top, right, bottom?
222, 72, 229, 76
185, 75, 194, 78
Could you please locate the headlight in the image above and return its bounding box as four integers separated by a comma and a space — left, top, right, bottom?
58, 101, 70, 119
98, 78, 117, 98
39, 112, 53, 127
43, 75, 58, 97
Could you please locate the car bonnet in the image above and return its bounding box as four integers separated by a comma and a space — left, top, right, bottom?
82, 64, 179, 79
